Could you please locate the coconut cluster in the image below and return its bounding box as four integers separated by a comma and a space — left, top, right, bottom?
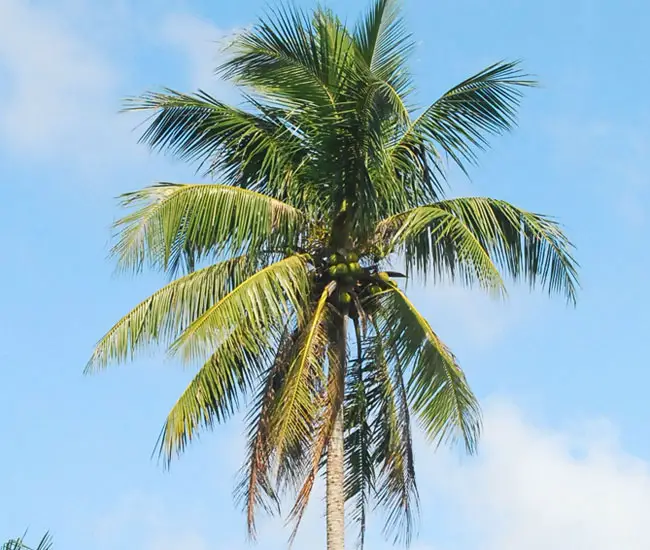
327, 251, 362, 280
323, 251, 392, 305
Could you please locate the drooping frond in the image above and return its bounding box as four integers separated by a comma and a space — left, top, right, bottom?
379, 197, 579, 303
157, 319, 273, 463
157, 256, 312, 462
237, 324, 301, 538
371, 288, 481, 453
364, 332, 418, 547
124, 90, 304, 192
112, 183, 304, 274
86, 256, 257, 372
391, 60, 535, 174
377, 199, 505, 294
170, 254, 310, 364
287, 291, 344, 541
269, 284, 333, 480
344, 352, 374, 549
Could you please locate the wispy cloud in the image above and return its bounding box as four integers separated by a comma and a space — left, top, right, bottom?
0, 1, 239, 178
0, 0, 117, 157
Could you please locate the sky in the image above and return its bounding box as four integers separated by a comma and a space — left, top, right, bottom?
1, 0, 650, 548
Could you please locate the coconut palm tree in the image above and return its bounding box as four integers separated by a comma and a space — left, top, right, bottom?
87, 1, 578, 548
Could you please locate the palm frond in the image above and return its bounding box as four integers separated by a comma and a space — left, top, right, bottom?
3, 533, 53, 550
372, 288, 481, 453
365, 332, 418, 546
287, 291, 344, 541
344, 343, 375, 549
124, 90, 304, 191
86, 255, 257, 372
377, 200, 506, 294
270, 284, 334, 478
157, 256, 312, 462
237, 324, 301, 538
219, 5, 344, 109
170, 254, 311, 364
157, 319, 274, 463
112, 182, 304, 274
391, 60, 535, 174
379, 197, 579, 303
354, 0, 414, 96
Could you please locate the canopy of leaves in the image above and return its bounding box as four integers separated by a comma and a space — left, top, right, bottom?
91, 0, 578, 547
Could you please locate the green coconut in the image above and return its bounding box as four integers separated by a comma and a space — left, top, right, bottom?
369, 285, 382, 295
339, 291, 352, 304
336, 263, 350, 276
346, 251, 359, 263
328, 253, 340, 264
378, 271, 391, 282
327, 265, 338, 277
348, 261, 362, 275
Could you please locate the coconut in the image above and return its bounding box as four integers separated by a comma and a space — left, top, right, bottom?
348, 261, 362, 275
336, 263, 350, 275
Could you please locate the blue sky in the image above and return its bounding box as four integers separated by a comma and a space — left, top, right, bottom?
2, 0, 650, 548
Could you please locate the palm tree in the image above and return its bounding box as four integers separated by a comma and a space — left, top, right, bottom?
87, 1, 578, 548
3, 533, 52, 550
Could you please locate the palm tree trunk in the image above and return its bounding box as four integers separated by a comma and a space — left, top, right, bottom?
326, 405, 345, 550
326, 314, 347, 550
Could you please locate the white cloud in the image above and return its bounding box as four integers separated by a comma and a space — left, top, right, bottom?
0, 1, 239, 175
0, 0, 118, 157
98, 401, 650, 550
427, 400, 650, 550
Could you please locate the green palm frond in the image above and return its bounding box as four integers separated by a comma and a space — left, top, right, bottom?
157, 318, 276, 462
354, 0, 414, 96
157, 256, 312, 461
86, 255, 256, 372
124, 90, 304, 190
220, 5, 354, 110
391, 60, 535, 174
170, 255, 310, 364
372, 287, 481, 453
269, 284, 333, 474
3, 533, 53, 550
377, 199, 506, 294
379, 197, 579, 303
112, 183, 304, 274
288, 291, 344, 540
